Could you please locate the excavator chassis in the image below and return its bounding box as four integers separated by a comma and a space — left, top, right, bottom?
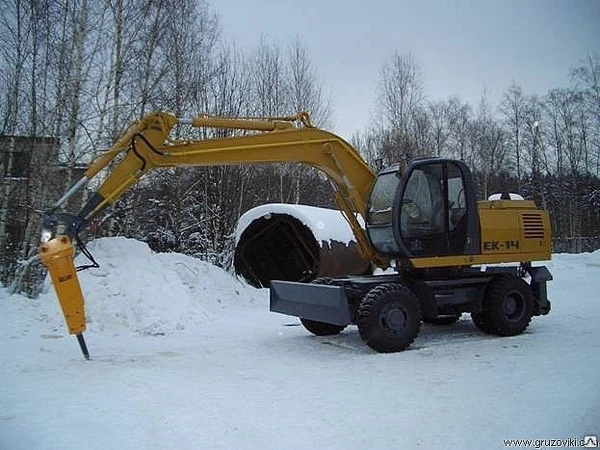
270, 265, 552, 350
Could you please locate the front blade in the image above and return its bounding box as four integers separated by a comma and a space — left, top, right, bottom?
269, 281, 351, 326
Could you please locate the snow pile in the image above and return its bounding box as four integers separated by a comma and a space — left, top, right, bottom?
235, 203, 358, 244
37, 237, 264, 336
1, 244, 599, 449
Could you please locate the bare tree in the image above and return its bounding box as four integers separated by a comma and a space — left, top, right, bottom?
0, 0, 29, 135
500, 82, 527, 189
545, 89, 566, 176
549, 89, 586, 176
286, 37, 332, 127
428, 100, 450, 157
285, 37, 333, 202
471, 91, 508, 199
412, 106, 433, 156
446, 96, 472, 163
248, 37, 292, 203
0, 0, 105, 293
378, 52, 424, 131
249, 36, 287, 117
182, 0, 220, 117
571, 54, 600, 176
201, 45, 252, 261
522, 95, 546, 206
208, 46, 248, 117
374, 52, 425, 161
0, 0, 30, 260
93, 0, 136, 146
350, 128, 385, 170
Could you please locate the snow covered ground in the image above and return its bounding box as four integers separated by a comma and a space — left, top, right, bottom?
1, 237, 599, 449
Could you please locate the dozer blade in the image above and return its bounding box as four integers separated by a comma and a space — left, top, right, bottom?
269, 280, 351, 326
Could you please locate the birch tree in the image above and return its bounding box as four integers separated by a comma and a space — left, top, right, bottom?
446, 97, 472, 162
375, 52, 425, 162
285, 37, 333, 203
428, 100, 450, 157
571, 54, 600, 176
471, 92, 508, 199
500, 82, 527, 189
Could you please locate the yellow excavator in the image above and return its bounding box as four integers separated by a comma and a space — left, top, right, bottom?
39, 111, 552, 357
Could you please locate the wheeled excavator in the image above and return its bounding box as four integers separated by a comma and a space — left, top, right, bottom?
39, 111, 552, 357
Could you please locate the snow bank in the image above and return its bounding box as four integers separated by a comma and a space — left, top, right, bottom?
1, 246, 599, 450
35, 237, 264, 336
4, 241, 598, 342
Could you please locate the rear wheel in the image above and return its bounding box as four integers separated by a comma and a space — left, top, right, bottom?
476, 275, 534, 336
357, 283, 421, 353
299, 278, 347, 336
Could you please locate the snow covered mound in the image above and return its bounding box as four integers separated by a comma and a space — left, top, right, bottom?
2, 247, 599, 449
39, 237, 264, 336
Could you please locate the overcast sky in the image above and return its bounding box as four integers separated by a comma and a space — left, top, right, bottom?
215, 0, 600, 139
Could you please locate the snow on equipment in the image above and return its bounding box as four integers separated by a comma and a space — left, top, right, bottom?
234, 204, 370, 288
39, 111, 552, 358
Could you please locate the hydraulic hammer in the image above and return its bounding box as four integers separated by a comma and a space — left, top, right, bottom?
39, 234, 89, 359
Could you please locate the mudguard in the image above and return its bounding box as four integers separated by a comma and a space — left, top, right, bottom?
269, 281, 351, 325
528, 265, 553, 315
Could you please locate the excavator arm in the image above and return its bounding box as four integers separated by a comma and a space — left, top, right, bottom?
39, 111, 382, 358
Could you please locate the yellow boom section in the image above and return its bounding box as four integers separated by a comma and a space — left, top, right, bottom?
83, 112, 378, 262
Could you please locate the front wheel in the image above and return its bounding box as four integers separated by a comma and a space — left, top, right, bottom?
299, 277, 347, 336
299, 318, 347, 336
356, 283, 421, 353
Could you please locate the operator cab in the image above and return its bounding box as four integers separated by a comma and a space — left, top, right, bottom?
366, 158, 480, 259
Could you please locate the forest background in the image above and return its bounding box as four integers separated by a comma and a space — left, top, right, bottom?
1, 0, 598, 295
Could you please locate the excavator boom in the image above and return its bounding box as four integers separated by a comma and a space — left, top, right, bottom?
74, 112, 377, 259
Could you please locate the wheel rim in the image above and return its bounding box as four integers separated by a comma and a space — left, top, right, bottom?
503, 292, 525, 321
379, 303, 407, 337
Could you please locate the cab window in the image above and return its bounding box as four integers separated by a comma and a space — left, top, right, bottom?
400, 164, 444, 238
447, 163, 466, 231
366, 170, 401, 254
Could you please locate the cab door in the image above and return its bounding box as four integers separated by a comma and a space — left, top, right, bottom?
394, 159, 480, 258
366, 165, 402, 255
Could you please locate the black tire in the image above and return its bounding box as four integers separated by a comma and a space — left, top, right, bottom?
299, 278, 347, 336
356, 283, 422, 353
470, 311, 494, 334
299, 318, 346, 336
478, 275, 534, 336
423, 315, 460, 326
